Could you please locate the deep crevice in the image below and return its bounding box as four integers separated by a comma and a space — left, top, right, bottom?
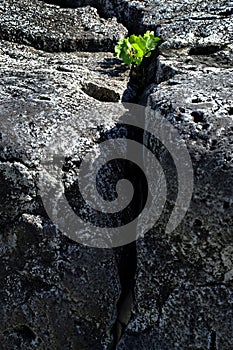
108, 45, 176, 349
112, 242, 137, 347
2, 3, 186, 349
96, 123, 147, 349
209, 331, 217, 350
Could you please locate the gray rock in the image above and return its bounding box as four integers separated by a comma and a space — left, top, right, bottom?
118, 28, 233, 350
0, 19, 128, 350
0, 0, 128, 52
39, 0, 233, 41
135, 0, 233, 48
0, 0, 233, 349
42, 0, 148, 34
0, 214, 121, 350
0, 37, 129, 224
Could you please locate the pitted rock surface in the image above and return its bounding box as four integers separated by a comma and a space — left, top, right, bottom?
118, 55, 233, 348
0, 215, 122, 350
0, 3, 129, 348
0, 0, 233, 349
0, 0, 127, 52
116, 4, 233, 350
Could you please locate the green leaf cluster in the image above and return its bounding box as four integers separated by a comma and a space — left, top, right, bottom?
114, 31, 162, 66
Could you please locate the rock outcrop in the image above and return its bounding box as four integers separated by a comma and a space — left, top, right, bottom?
0, 0, 128, 51
0, 1, 129, 349
118, 53, 233, 349
0, 0, 232, 349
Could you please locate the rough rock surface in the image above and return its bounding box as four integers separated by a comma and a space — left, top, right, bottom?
0, 0, 127, 52
0, 217, 120, 349
116, 1, 233, 348
0, 0, 233, 349
118, 51, 233, 349
0, 1, 129, 349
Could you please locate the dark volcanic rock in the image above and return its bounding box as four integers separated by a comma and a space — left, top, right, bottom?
0, 37, 129, 229
0, 0, 233, 349
39, 0, 233, 42
0, 216, 120, 350
0, 0, 127, 52
42, 0, 147, 34
0, 18, 128, 350
117, 12, 233, 350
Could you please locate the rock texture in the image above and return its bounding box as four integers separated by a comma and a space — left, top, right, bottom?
0, 0, 232, 349
0, 1, 129, 349
0, 0, 127, 52
116, 1, 233, 349
118, 52, 233, 349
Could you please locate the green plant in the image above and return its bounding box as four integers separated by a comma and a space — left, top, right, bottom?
114, 31, 162, 66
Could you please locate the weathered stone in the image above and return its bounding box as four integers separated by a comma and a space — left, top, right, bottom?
40, 0, 233, 42
117, 24, 233, 350
0, 0, 233, 349
0, 0, 128, 52
0, 23, 129, 350
138, 0, 233, 48
0, 215, 120, 350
